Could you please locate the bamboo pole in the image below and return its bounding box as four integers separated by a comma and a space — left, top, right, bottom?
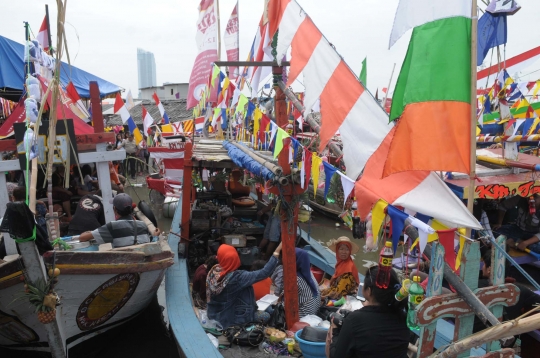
433, 312, 540, 358
216, 0, 221, 61
46, 0, 68, 241
467, 0, 478, 217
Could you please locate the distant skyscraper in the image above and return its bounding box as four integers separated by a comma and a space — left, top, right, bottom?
137, 48, 157, 90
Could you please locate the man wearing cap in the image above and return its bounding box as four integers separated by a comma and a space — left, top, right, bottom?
79, 193, 159, 248
120, 133, 138, 180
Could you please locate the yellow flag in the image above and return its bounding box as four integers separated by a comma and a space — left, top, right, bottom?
533, 81, 540, 97
253, 108, 262, 146
311, 154, 322, 197
476, 126, 481, 136
528, 117, 540, 135
455, 228, 466, 270
371, 200, 388, 246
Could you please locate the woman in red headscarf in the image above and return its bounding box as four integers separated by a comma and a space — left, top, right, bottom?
321, 237, 360, 300
206, 243, 282, 328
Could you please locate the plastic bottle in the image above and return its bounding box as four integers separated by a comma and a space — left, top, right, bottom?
529, 196, 536, 215
395, 279, 411, 301
375, 241, 394, 289
407, 276, 425, 330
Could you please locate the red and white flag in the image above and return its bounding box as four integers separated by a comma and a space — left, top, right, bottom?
187, 0, 219, 109
142, 106, 155, 135
36, 17, 49, 52
65, 82, 90, 122
195, 116, 205, 131
224, 2, 240, 79
267, 0, 391, 179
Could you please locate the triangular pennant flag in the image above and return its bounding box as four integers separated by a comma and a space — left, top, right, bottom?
455, 228, 466, 270
337, 172, 355, 209
322, 161, 338, 200
273, 128, 290, 159
300, 150, 306, 189
407, 216, 435, 254
236, 94, 249, 116
311, 154, 322, 197
371, 200, 388, 246
512, 119, 526, 136
211, 64, 221, 87
386, 205, 408, 252
437, 228, 457, 270
269, 122, 278, 144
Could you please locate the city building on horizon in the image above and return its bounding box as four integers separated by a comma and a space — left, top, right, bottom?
137, 48, 156, 91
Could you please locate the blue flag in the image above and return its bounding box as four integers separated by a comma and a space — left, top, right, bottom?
386, 205, 409, 253
477, 12, 507, 66
322, 161, 338, 200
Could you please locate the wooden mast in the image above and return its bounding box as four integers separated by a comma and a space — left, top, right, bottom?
467, 0, 478, 215
273, 65, 300, 327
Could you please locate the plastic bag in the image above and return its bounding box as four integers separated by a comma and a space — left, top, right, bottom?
198, 310, 223, 330
299, 314, 323, 327
26, 75, 41, 102
25, 98, 38, 123
206, 333, 218, 348
318, 320, 330, 329
340, 295, 363, 312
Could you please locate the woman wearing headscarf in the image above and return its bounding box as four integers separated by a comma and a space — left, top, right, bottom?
206, 243, 281, 328
321, 237, 360, 300
295, 248, 321, 317
327, 265, 409, 358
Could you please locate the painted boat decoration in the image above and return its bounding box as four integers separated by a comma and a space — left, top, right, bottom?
0, 238, 173, 353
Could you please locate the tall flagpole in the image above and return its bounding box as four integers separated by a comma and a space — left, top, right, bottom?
216, 0, 221, 61
467, 0, 478, 215
382, 63, 396, 111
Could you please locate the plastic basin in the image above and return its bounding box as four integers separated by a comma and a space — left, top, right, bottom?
295, 328, 328, 358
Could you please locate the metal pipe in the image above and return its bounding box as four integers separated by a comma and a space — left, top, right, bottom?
487, 236, 540, 291
226, 141, 283, 176
277, 80, 344, 158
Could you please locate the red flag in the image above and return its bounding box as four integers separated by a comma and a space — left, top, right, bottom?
258, 114, 271, 142
437, 229, 457, 271
36, 17, 49, 52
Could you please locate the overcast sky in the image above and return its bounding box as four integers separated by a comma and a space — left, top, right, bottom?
2, 0, 539, 98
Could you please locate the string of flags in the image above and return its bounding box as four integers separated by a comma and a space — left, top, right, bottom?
371, 199, 470, 271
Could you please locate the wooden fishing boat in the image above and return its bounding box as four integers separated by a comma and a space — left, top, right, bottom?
0, 235, 173, 354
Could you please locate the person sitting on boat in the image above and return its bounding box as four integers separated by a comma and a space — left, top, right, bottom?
51, 167, 73, 221
67, 194, 105, 236
257, 201, 281, 261
493, 194, 540, 254
192, 255, 218, 309
251, 260, 272, 301
327, 265, 409, 358
11, 186, 47, 234
78, 193, 160, 248
294, 248, 321, 317
206, 243, 281, 329
321, 237, 360, 300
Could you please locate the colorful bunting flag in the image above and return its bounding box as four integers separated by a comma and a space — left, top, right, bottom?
311, 153, 322, 197
322, 161, 337, 200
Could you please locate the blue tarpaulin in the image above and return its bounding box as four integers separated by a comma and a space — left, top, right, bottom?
223, 141, 275, 181
0, 35, 121, 98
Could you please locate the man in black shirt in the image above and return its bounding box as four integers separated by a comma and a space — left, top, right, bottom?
67, 195, 105, 236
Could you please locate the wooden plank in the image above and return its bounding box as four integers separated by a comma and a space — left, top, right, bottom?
0, 173, 17, 255
487, 235, 507, 352
0, 140, 16, 152
457, 240, 481, 358
89, 81, 104, 133
79, 149, 126, 164
0, 159, 22, 172
75, 132, 115, 145
419, 242, 445, 356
